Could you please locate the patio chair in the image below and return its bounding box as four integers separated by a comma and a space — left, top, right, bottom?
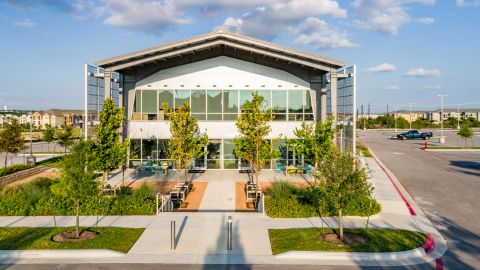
274, 165, 284, 174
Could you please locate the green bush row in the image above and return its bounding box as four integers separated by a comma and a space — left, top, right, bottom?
0, 164, 35, 177
264, 181, 381, 218
0, 177, 156, 216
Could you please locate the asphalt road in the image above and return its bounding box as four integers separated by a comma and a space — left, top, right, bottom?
359, 130, 480, 270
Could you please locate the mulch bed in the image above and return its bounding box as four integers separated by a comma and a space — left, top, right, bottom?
320, 232, 368, 245
52, 230, 98, 243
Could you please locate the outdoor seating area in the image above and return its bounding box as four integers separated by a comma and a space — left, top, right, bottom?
169, 181, 193, 202
275, 164, 315, 176
245, 181, 261, 202
135, 161, 171, 176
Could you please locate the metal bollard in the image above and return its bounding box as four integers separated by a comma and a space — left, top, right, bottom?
227, 216, 232, 251
171, 220, 176, 250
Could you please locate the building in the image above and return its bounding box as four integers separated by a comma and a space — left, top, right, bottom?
427, 108, 480, 122
394, 110, 428, 123
91, 31, 356, 169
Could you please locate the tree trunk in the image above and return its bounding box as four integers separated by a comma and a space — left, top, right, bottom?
64, 146, 67, 155
339, 207, 344, 242
4, 153, 8, 167
176, 160, 180, 185
75, 202, 80, 238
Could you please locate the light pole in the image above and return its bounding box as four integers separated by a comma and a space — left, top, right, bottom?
407, 103, 414, 130
438, 94, 447, 144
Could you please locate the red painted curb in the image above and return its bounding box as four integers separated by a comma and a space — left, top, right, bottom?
370, 152, 417, 216
436, 258, 444, 270
422, 233, 435, 254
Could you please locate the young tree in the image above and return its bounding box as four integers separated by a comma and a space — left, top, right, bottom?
166, 103, 208, 184
234, 91, 278, 186
43, 124, 55, 152
51, 140, 98, 238
0, 118, 27, 166
56, 124, 74, 154
313, 146, 371, 242
287, 116, 334, 169
91, 98, 129, 183
457, 124, 474, 148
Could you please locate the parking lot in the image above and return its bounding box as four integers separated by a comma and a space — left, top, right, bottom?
360, 129, 480, 269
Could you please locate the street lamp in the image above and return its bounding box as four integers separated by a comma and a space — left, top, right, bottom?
407, 103, 414, 130
438, 94, 447, 144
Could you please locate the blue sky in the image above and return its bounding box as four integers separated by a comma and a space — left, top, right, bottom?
0, 0, 479, 113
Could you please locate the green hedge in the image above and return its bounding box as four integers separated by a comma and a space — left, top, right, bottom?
264, 182, 381, 218
0, 164, 35, 177
0, 178, 156, 216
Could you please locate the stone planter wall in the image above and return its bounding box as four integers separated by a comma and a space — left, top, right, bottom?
0, 166, 47, 187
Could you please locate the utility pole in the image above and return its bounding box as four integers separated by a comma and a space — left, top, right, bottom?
387, 104, 389, 115
438, 94, 447, 144
361, 104, 366, 130
407, 103, 414, 130
457, 106, 460, 129
394, 106, 397, 132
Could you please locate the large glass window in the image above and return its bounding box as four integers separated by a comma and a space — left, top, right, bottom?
223, 139, 238, 169
239, 90, 253, 109
142, 90, 157, 120
207, 90, 222, 113
258, 90, 271, 110
131, 89, 315, 122
288, 90, 303, 113
207, 139, 221, 169
304, 90, 313, 114
158, 90, 174, 109
129, 139, 141, 159
158, 90, 173, 120
175, 90, 190, 109
191, 90, 206, 113
272, 90, 286, 121
132, 91, 142, 120
142, 139, 155, 160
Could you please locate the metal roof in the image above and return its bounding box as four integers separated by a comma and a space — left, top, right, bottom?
95, 31, 345, 72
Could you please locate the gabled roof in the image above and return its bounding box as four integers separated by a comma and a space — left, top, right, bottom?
95, 31, 345, 72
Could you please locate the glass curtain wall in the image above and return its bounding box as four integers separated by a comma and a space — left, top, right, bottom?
129, 138, 306, 169
132, 89, 314, 121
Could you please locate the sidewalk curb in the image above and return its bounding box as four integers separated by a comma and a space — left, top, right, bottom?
0, 249, 123, 260
367, 146, 448, 265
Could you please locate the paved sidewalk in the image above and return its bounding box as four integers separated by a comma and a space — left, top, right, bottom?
199, 180, 235, 211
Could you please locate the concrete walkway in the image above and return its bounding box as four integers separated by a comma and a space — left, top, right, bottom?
199, 180, 235, 211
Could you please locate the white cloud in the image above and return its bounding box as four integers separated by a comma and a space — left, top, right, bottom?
215, 0, 347, 40
385, 85, 400, 90
292, 18, 358, 49
416, 17, 435, 24
456, 0, 480, 7
352, 0, 436, 35
12, 18, 37, 27
405, 68, 441, 77
366, 63, 396, 72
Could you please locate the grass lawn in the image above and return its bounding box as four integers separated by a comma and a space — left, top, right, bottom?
0, 227, 144, 253
269, 228, 426, 255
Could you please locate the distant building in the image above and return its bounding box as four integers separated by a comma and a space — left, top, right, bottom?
393, 110, 428, 123
40, 109, 84, 129
427, 109, 480, 122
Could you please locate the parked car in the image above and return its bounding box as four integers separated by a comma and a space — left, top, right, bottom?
396, 130, 433, 140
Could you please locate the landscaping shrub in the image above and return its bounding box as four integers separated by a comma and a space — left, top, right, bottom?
0, 177, 157, 216
0, 164, 34, 177
265, 182, 381, 218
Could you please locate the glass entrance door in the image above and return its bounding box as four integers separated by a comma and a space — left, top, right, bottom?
207, 139, 221, 169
